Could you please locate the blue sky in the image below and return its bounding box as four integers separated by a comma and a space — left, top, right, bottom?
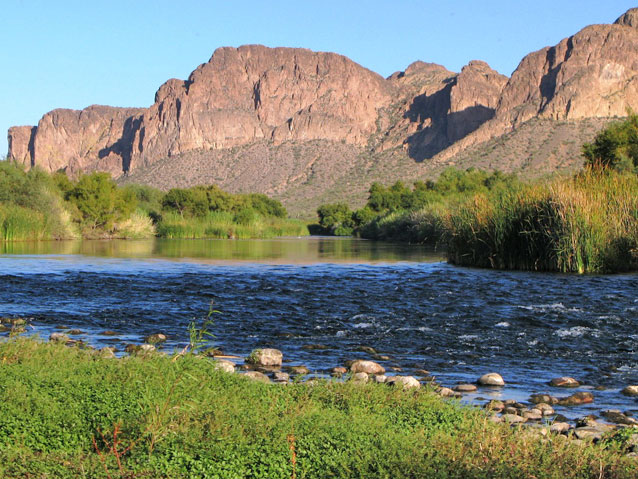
1, 1, 636, 156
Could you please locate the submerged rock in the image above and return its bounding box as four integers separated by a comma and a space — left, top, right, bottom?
530, 393, 558, 405
558, 392, 594, 406
454, 384, 478, 393
144, 333, 167, 344
477, 373, 505, 386
549, 377, 580, 388
621, 385, 638, 397
273, 372, 290, 383
601, 410, 638, 426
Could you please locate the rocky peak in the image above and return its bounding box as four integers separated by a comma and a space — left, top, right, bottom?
615, 8, 638, 28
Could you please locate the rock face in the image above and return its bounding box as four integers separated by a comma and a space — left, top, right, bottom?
8, 9, 638, 212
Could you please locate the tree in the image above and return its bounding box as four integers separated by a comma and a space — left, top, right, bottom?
316, 203, 354, 235
582, 114, 638, 171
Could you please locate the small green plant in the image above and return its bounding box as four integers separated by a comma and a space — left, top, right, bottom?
180, 300, 220, 356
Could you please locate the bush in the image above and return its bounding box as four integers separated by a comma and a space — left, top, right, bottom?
583, 114, 638, 172
66, 173, 136, 232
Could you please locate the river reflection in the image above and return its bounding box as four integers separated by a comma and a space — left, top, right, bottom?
0, 237, 444, 264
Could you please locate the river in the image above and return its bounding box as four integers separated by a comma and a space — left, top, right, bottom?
1, 237, 637, 421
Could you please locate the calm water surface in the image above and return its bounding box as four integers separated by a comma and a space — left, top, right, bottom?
1, 238, 637, 421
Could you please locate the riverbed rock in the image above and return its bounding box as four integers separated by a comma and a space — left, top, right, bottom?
573, 426, 611, 441
437, 387, 461, 398
530, 393, 559, 405
502, 414, 527, 424
349, 359, 385, 375
49, 333, 70, 343
241, 371, 271, 383
373, 374, 387, 383
287, 365, 310, 375
558, 392, 594, 406
246, 348, 283, 367
454, 384, 478, 393
331, 367, 347, 376
484, 400, 505, 412
273, 372, 290, 383
355, 345, 377, 355
535, 403, 555, 416
523, 409, 543, 421
213, 359, 236, 374
477, 373, 505, 386
389, 376, 421, 389
99, 330, 119, 336
99, 347, 116, 359
549, 377, 580, 388
144, 333, 167, 344
350, 372, 369, 384
140, 344, 156, 353
621, 385, 638, 397
550, 422, 572, 434
301, 344, 329, 351
67, 329, 84, 335
601, 410, 638, 426
503, 407, 519, 415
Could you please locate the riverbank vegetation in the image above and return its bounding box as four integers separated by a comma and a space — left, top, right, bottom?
0, 337, 635, 478
0, 163, 307, 240
317, 116, 638, 273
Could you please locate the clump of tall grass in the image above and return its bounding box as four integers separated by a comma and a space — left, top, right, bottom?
447, 170, 638, 273
156, 211, 309, 239
360, 204, 448, 246
0, 162, 77, 240
116, 210, 156, 239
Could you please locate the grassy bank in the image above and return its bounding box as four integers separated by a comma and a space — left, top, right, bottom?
0, 338, 635, 478
156, 211, 308, 239
0, 162, 306, 241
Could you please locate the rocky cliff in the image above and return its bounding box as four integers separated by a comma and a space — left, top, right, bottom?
8, 9, 638, 213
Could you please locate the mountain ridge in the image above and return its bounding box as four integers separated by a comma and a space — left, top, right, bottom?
8, 8, 638, 214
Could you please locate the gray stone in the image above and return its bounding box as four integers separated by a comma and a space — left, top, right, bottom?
477, 373, 505, 386
350, 372, 369, 384
550, 422, 572, 434
213, 359, 236, 373
247, 348, 283, 367
241, 371, 270, 383
501, 414, 526, 424
349, 359, 385, 375
390, 376, 421, 389
621, 385, 638, 397
49, 332, 70, 343
454, 384, 478, 393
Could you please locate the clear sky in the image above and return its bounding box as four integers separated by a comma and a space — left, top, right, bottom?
1, 0, 636, 156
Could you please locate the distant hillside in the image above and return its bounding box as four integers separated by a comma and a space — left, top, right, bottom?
8, 8, 638, 214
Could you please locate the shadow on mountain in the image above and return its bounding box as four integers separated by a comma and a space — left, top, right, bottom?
403, 81, 495, 162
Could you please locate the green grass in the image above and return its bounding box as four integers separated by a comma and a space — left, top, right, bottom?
156, 211, 309, 239
0, 338, 635, 478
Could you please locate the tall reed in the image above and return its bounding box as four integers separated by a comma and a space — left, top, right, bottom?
447, 170, 638, 273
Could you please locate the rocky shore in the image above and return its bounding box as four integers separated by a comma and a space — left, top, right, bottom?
11, 316, 631, 460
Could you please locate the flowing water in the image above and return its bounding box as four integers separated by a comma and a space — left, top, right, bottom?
1, 238, 637, 421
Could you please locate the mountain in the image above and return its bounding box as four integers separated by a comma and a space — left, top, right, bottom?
8, 8, 638, 215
